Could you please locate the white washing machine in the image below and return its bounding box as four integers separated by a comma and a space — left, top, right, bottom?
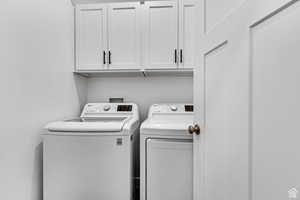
43, 103, 139, 200
140, 104, 194, 200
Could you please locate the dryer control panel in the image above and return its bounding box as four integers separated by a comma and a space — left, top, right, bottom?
148, 104, 194, 117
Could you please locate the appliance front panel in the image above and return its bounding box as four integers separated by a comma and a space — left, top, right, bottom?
43, 135, 131, 200
146, 138, 193, 200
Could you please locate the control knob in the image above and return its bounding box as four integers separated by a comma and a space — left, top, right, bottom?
170, 105, 178, 111
103, 105, 111, 111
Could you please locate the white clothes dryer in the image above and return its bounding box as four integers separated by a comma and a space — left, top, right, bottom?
140, 104, 194, 200
43, 103, 139, 200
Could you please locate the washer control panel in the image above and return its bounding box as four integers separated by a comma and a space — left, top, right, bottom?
81, 103, 136, 117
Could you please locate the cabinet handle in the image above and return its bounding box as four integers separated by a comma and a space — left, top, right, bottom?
103, 51, 106, 64
174, 49, 178, 63
109, 51, 112, 64
180, 49, 183, 63
188, 124, 201, 135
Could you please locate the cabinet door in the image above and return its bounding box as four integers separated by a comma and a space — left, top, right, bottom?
144, 1, 178, 69
76, 5, 107, 71
107, 3, 141, 69
178, 0, 197, 68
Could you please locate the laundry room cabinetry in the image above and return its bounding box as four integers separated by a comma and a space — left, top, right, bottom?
74, 0, 197, 75
143, 1, 179, 69
143, 0, 197, 69
178, 0, 197, 69
75, 5, 107, 71
75, 3, 141, 71
107, 3, 141, 70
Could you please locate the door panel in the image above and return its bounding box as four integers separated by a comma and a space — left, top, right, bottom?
179, 0, 197, 68
202, 37, 249, 200
251, 2, 300, 199
194, 0, 300, 200
108, 3, 141, 69
144, 1, 178, 69
76, 5, 107, 71
204, 42, 230, 200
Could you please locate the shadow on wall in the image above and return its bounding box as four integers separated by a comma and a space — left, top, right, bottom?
28, 74, 87, 200
30, 142, 43, 200
74, 74, 88, 110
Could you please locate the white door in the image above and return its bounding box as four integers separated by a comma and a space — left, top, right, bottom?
193, 0, 300, 200
143, 1, 178, 69
75, 5, 107, 71
107, 3, 141, 69
178, 0, 197, 68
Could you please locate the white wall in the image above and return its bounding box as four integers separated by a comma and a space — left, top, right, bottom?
0, 1, 86, 200
0, 0, 192, 198
87, 76, 193, 120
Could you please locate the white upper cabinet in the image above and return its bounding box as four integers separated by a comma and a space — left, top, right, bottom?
143, 0, 196, 69
107, 3, 141, 69
74, 0, 196, 73
76, 5, 107, 71
143, 1, 179, 69
179, 0, 197, 68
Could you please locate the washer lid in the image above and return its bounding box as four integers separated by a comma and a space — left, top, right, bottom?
45, 117, 129, 132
